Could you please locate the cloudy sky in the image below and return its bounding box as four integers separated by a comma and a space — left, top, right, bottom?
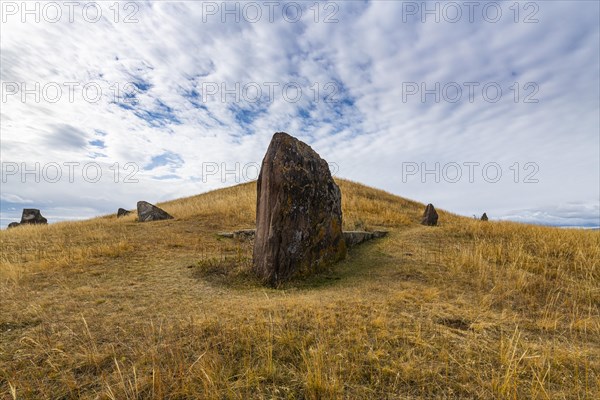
1, 0, 599, 228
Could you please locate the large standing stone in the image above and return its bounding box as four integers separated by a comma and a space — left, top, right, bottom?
253, 132, 346, 286
480, 213, 488, 221
20, 209, 48, 225
421, 204, 438, 226
137, 201, 173, 222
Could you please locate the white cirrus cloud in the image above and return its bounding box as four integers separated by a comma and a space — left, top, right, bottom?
1, 0, 598, 228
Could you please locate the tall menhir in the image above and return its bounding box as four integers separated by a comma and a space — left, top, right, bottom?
253, 132, 346, 286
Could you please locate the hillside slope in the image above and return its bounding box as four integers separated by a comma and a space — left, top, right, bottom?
1, 179, 598, 399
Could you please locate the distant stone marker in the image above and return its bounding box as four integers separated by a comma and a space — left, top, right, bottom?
253, 132, 346, 286
481, 213, 488, 221
421, 204, 438, 226
117, 208, 131, 218
136, 201, 173, 222
20, 209, 48, 225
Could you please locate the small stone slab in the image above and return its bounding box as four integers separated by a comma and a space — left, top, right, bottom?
343, 231, 388, 247
233, 229, 256, 240
217, 230, 255, 240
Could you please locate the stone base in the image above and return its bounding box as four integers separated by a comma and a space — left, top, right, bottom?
343, 231, 388, 247
218, 229, 388, 248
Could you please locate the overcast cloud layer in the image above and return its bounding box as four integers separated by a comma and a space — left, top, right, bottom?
1, 0, 599, 228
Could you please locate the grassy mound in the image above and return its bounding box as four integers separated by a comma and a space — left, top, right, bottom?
1, 179, 598, 399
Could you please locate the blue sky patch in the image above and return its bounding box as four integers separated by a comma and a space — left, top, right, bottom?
144, 151, 184, 171
89, 139, 106, 149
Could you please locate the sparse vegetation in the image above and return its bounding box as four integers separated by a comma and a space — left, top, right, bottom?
1, 179, 598, 399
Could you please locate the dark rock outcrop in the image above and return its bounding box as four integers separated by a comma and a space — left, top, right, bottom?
20, 209, 47, 225
481, 213, 488, 221
117, 208, 131, 218
421, 204, 438, 226
253, 132, 346, 286
7, 222, 20, 229
137, 201, 173, 222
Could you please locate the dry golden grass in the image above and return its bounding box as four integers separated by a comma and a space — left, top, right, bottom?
1, 179, 598, 399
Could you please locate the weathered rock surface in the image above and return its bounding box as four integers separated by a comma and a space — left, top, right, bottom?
7, 222, 20, 229
481, 213, 488, 221
253, 132, 346, 286
343, 231, 388, 247
137, 201, 173, 222
20, 209, 48, 225
117, 208, 131, 218
421, 204, 438, 226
